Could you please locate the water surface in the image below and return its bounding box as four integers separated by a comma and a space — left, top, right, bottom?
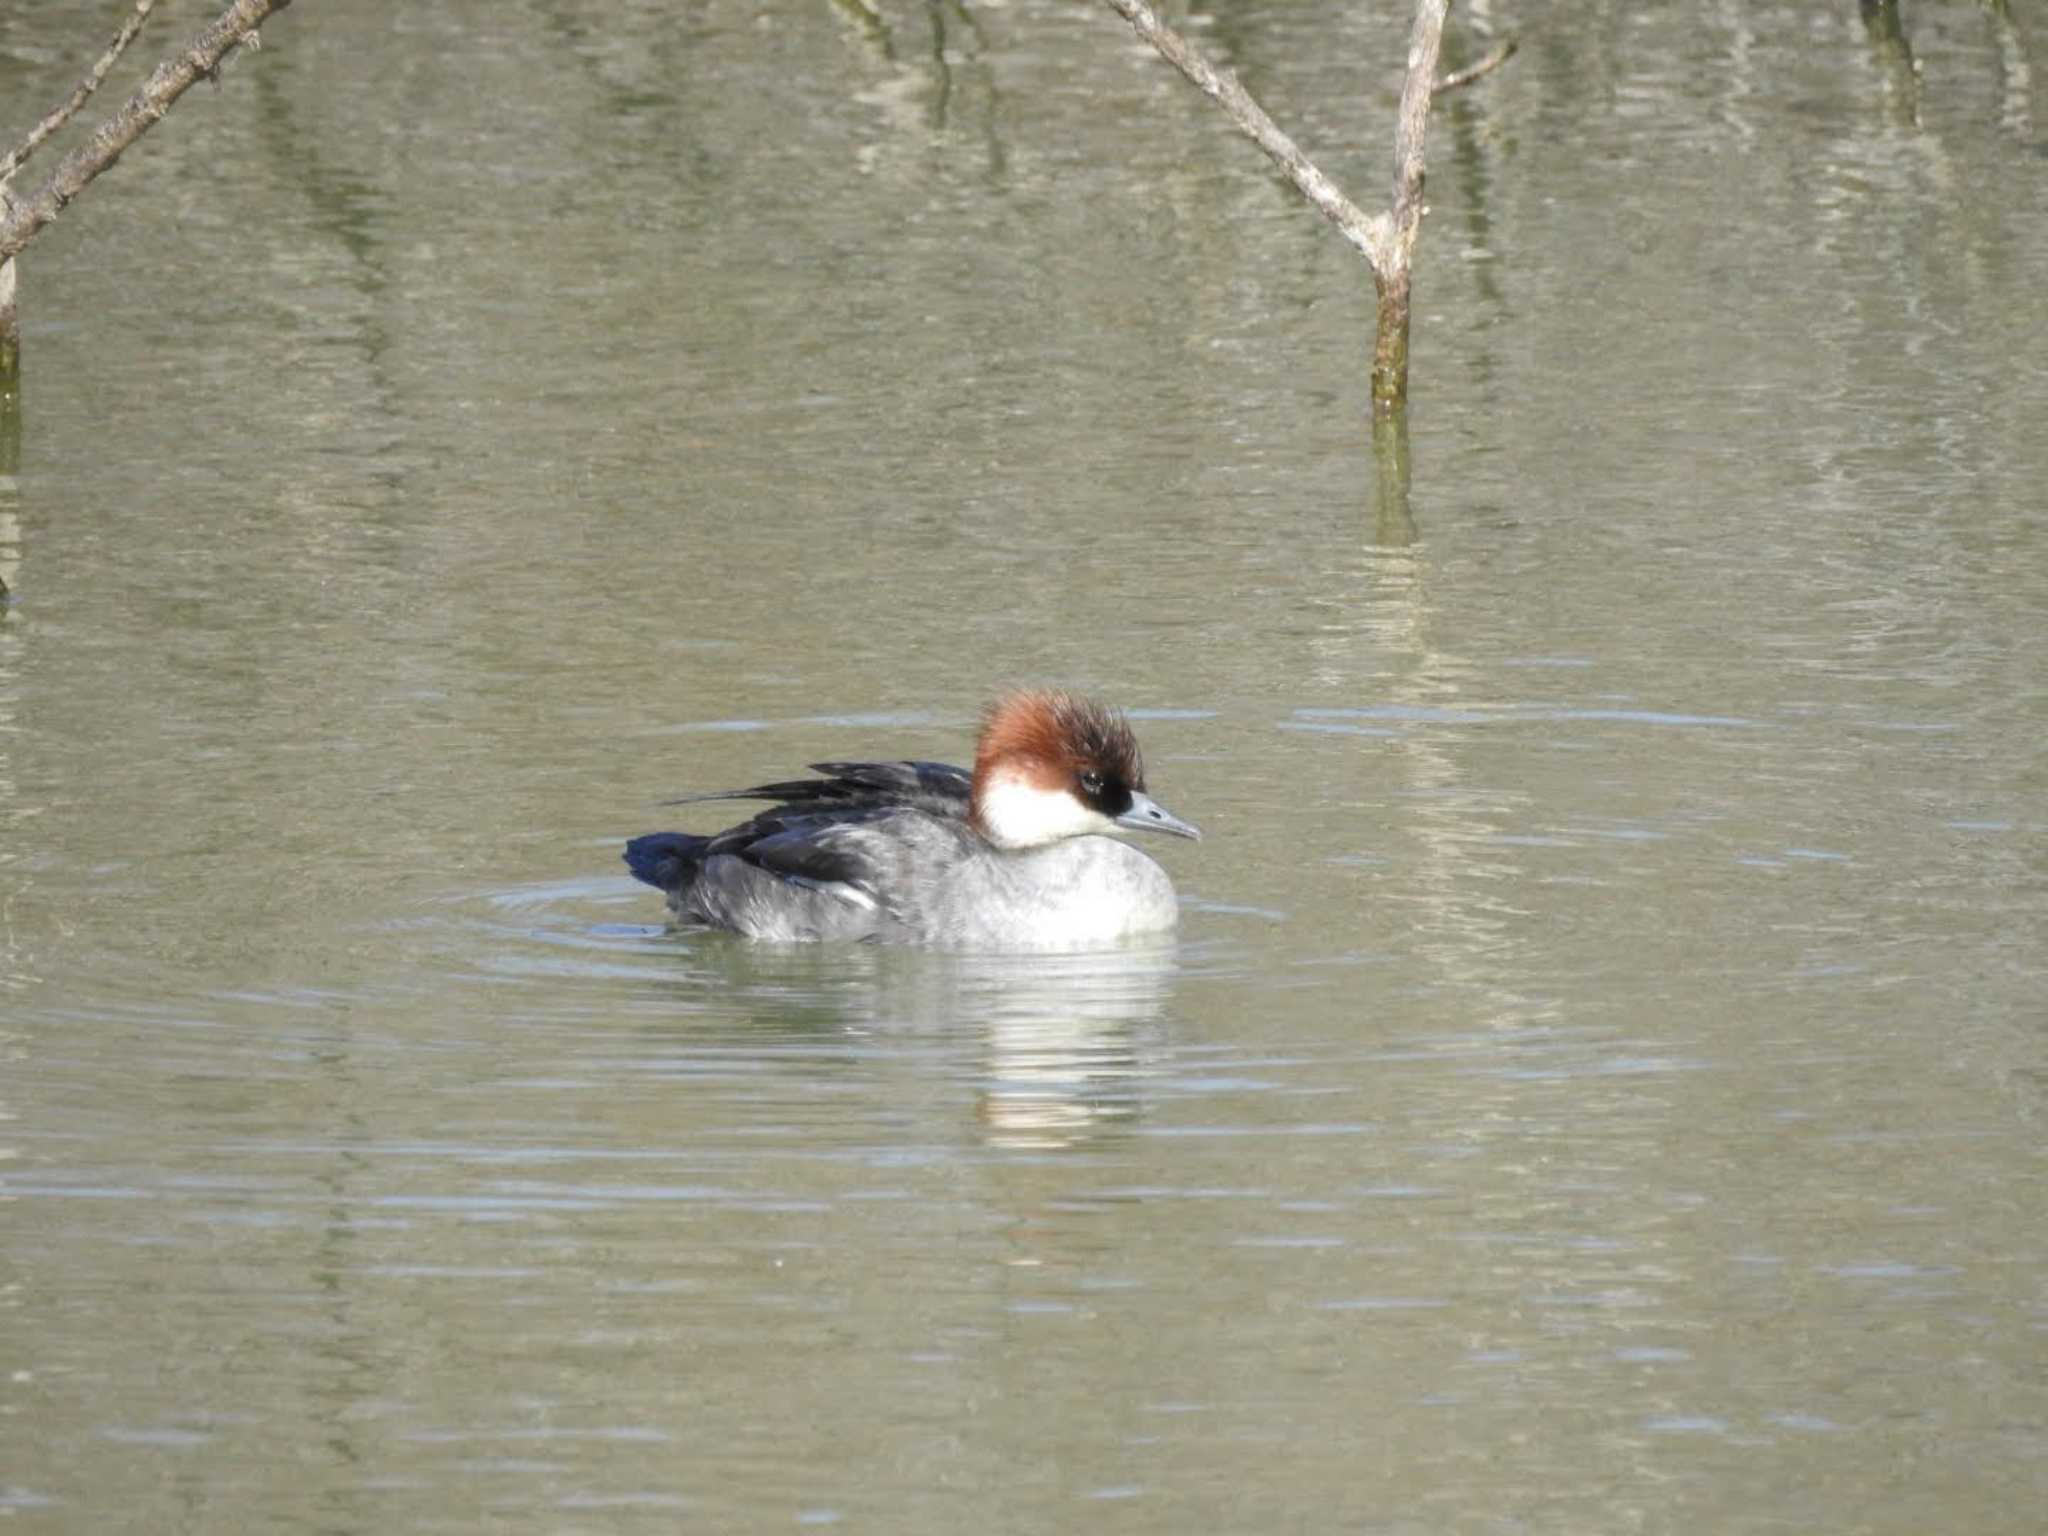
2, 1, 2044, 1530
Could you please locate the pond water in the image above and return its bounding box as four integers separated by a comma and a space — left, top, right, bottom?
2, 1, 2045, 1530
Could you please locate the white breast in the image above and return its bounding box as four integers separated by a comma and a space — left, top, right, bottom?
921, 836, 1181, 948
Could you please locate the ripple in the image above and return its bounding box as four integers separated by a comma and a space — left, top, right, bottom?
98, 1427, 212, 1447
1293, 703, 1763, 729
392, 875, 709, 994
649, 710, 940, 736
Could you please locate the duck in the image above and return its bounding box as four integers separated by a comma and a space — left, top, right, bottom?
624, 689, 1200, 946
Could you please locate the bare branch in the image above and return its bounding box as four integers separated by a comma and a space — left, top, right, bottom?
0, 0, 291, 268
1099, 0, 1385, 271
1387, 2, 1447, 226
1, 0, 162, 186
1436, 37, 1516, 95
1100, 0, 1450, 415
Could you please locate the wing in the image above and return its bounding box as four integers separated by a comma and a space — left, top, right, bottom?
738, 812, 894, 894
708, 805, 971, 927
668, 759, 972, 820
644, 761, 975, 936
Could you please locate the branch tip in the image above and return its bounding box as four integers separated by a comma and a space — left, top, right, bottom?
1436, 37, 1518, 95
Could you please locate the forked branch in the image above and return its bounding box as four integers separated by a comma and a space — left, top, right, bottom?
0, 0, 162, 186
1101, 0, 1453, 415
1099, 0, 1383, 266
0, 0, 292, 268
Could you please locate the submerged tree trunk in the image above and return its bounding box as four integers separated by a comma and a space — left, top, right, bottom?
1102, 0, 1455, 417
1369, 1, 1448, 413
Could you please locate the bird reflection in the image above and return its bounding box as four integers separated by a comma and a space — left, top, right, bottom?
633, 931, 1182, 1150
965, 944, 1176, 1149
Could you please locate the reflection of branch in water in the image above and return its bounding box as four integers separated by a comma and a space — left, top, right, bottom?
1371, 412, 1417, 548
830, 0, 897, 62
0, 493, 23, 989
1858, 0, 1921, 129
1301, 493, 1547, 1035
925, 0, 996, 134
927, 0, 953, 132
1988, 0, 2032, 141
0, 395, 17, 491
841, 0, 1008, 180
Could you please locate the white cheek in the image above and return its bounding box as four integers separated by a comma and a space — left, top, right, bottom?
978, 773, 1115, 849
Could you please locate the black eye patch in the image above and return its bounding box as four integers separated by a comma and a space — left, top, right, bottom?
1078, 772, 1134, 818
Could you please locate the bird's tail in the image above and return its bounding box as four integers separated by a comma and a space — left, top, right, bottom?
623, 831, 707, 893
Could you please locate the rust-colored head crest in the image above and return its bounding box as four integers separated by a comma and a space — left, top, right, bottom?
973, 690, 1144, 793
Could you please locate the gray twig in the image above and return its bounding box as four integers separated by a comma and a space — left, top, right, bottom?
0, 0, 291, 268
1, 0, 162, 186
1436, 37, 1516, 94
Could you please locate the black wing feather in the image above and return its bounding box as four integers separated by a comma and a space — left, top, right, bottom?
632, 760, 971, 908
738, 815, 888, 891
665, 759, 970, 818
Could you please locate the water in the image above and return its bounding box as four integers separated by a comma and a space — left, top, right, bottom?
2, 1, 2045, 1530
